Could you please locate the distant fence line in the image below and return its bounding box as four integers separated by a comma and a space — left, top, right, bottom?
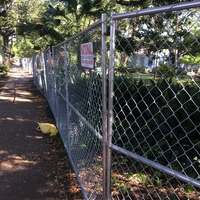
21, 2, 200, 199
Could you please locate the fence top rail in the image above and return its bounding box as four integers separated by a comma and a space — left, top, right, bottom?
112, 1, 200, 20
53, 19, 102, 48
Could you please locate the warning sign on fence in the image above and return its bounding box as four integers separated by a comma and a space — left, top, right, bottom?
80, 42, 94, 69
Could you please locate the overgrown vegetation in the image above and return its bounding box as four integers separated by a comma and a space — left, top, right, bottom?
66, 68, 199, 184
153, 63, 175, 78
113, 75, 200, 180
0, 63, 10, 73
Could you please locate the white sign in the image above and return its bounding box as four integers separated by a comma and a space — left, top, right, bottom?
80, 42, 94, 69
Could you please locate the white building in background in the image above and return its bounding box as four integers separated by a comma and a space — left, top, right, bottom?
127, 48, 171, 72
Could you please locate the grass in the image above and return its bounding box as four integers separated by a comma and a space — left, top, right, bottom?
115, 70, 197, 85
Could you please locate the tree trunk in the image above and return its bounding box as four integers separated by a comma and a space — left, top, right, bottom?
2, 34, 10, 66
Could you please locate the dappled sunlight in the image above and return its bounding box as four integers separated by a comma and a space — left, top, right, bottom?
13, 117, 31, 122
0, 154, 38, 174
0, 150, 9, 155
26, 135, 43, 140
0, 72, 35, 103
0, 94, 34, 102
0, 117, 14, 121
0, 66, 67, 199
0, 116, 32, 122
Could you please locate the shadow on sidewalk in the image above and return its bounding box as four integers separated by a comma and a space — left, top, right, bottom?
0, 66, 64, 199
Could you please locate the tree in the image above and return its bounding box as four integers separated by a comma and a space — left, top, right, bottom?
7, 0, 198, 62
15, 0, 64, 52
62, 0, 115, 34
15, 0, 119, 56
113, 0, 198, 68
0, 0, 16, 65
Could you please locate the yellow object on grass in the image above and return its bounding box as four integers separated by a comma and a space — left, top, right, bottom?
37, 122, 58, 137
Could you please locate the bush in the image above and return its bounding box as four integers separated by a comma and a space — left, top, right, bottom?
0, 64, 10, 73
153, 63, 175, 77
113, 76, 200, 179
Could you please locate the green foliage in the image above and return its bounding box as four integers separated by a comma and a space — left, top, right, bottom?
0, 63, 10, 73
184, 184, 196, 193
113, 75, 200, 179
169, 194, 178, 200
67, 68, 102, 131
0, 0, 16, 63
13, 0, 120, 57
181, 55, 200, 66
153, 63, 175, 78
16, 0, 64, 51
12, 38, 36, 58
5, 0, 200, 64
137, 173, 147, 182
116, 31, 136, 56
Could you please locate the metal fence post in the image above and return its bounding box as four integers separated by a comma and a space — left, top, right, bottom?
46, 47, 51, 102
21, 3, 200, 198
108, 2, 200, 199
102, 13, 108, 200
32, 55, 37, 86
107, 12, 116, 200
41, 52, 47, 97
51, 46, 58, 123
64, 42, 70, 152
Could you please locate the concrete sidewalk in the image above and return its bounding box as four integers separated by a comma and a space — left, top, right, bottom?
0, 65, 61, 200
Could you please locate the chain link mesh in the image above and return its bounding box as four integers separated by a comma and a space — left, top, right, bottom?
52, 22, 104, 199
21, 2, 200, 199
110, 4, 200, 200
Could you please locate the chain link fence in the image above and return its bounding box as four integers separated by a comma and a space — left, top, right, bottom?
23, 19, 106, 199
21, 2, 200, 199
108, 2, 200, 199
52, 23, 105, 198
